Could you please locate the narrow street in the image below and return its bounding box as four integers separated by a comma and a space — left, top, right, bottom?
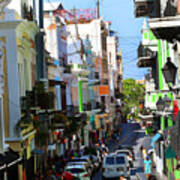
2, 0, 180, 179
92, 121, 151, 180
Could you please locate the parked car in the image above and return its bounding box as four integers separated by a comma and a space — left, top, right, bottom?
102, 153, 130, 179
64, 164, 90, 180
115, 149, 134, 168
118, 144, 135, 160
66, 158, 92, 175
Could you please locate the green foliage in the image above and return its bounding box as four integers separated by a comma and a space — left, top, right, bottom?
122, 78, 145, 117
54, 113, 70, 126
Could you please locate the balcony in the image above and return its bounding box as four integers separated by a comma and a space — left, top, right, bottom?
22, 90, 55, 110
149, 16, 180, 42
134, 0, 160, 18
137, 43, 156, 67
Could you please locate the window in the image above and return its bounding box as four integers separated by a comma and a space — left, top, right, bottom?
116, 156, 125, 164
105, 157, 115, 165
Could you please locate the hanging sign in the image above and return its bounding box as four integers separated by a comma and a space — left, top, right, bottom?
99, 85, 109, 96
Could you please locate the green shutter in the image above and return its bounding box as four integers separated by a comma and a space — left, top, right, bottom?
78, 81, 83, 112
158, 40, 163, 90
152, 95, 156, 102
144, 32, 148, 39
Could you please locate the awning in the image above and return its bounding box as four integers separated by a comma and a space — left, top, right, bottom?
90, 115, 95, 130
0, 148, 22, 170
165, 146, 176, 159
150, 133, 162, 148
138, 113, 154, 121
0, 154, 6, 170
5, 148, 22, 168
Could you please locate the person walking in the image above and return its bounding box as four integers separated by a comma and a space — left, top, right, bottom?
140, 145, 143, 157
142, 147, 147, 160
144, 156, 152, 179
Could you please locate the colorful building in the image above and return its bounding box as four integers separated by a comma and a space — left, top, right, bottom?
134, 0, 180, 179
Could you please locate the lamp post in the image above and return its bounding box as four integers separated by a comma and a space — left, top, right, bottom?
162, 57, 177, 86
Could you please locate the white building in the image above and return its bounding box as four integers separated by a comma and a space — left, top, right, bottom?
8, 0, 40, 25
107, 31, 119, 98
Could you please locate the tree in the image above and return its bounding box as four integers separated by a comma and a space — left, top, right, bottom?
122, 78, 145, 117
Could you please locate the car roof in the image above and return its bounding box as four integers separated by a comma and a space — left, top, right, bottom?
65, 164, 86, 169
67, 161, 86, 165
116, 149, 131, 153
105, 153, 116, 156
119, 145, 133, 149
116, 153, 127, 157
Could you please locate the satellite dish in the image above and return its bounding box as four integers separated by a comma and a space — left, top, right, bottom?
0, 0, 11, 12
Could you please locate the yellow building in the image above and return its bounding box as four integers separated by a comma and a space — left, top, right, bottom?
0, 8, 39, 180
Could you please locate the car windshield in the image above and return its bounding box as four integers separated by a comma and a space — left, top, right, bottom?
67, 168, 85, 174
105, 157, 115, 165
116, 156, 125, 164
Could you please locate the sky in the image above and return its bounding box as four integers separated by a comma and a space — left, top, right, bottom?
45, 0, 148, 80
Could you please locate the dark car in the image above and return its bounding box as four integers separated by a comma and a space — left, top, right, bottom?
118, 145, 135, 160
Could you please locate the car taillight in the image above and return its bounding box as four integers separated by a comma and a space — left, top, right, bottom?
83, 174, 89, 177
102, 168, 105, 172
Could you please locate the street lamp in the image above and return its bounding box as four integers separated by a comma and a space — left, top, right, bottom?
163, 95, 171, 109
156, 96, 165, 112
162, 57, 177, 85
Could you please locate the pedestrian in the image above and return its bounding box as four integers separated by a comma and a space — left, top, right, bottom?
140, 145, 143, 157
144, 155, 152, 179
142, 147, 147, 160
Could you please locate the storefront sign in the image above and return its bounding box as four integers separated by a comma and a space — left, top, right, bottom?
99, 85, 109, 96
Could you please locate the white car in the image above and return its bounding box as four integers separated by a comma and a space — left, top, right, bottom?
102, 153, 130, 179
64, 164, 90, 180
66, 158, 92, 175
115, 149, 134, 167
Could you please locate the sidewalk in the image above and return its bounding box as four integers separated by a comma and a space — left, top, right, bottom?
133, 129, 164, 180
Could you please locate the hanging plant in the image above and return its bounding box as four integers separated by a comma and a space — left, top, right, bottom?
54, 112, 70, 126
